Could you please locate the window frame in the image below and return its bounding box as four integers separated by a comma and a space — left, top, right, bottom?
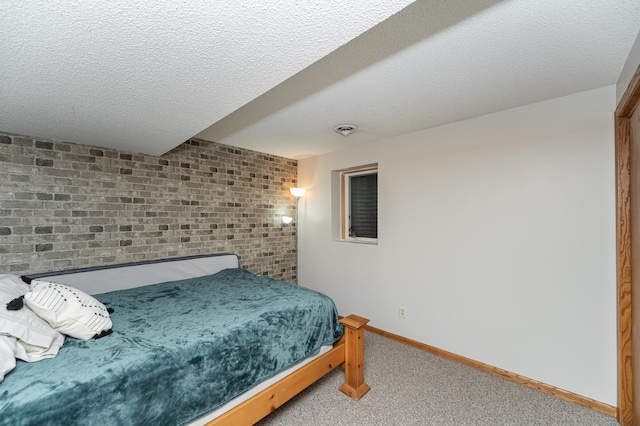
340, 166, 378, 244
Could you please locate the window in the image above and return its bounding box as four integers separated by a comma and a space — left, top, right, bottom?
340, 166, 378, 243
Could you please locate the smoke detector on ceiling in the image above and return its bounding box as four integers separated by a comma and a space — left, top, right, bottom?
333, 124, 358, 137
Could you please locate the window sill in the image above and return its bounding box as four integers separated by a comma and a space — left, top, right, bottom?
340, 238, 378, 245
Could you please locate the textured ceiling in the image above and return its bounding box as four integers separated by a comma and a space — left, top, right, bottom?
1, 1, 640, 159
0, 0, 413, 155
199, 0, 640, 159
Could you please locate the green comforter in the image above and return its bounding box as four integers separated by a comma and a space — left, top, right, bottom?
0, 268, 344, 425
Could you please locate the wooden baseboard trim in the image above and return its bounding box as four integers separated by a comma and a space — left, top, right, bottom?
365, 325, 617, 418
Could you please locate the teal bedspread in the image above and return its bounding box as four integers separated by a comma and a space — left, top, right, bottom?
0, 268, 344, 426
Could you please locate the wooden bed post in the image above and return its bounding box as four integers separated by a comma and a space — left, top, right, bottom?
338, 314, 370, 400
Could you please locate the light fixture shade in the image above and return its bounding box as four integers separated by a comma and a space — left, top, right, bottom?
282, 216, 293, 225
333, 124, 358, 137
290, 187, 306, 198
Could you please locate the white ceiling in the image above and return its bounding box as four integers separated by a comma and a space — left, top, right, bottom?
0, 0, 413, 156
2, 1, 640, 160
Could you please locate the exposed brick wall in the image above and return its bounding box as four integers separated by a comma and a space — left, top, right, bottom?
0, 132, 299, 282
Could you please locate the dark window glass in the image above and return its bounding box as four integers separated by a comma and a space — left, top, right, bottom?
349, 173, 377, 238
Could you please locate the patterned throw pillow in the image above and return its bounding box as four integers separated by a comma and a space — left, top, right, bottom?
24, 280, 112, 340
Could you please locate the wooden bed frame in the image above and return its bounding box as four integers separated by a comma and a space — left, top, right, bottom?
209, 314, 370, 425
23, 253, 370, 425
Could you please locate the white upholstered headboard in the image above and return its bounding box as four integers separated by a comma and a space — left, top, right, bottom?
21, 254, 239, 295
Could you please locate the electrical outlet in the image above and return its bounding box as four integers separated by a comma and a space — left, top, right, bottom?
399, 306, 407, 319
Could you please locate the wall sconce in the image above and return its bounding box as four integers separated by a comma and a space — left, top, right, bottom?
282, 216, 293, 226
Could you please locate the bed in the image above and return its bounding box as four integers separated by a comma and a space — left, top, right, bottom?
0, 253, 369, 425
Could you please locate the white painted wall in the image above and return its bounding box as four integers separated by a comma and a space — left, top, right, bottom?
617, 29, 640, 103
298, 86, 617, 405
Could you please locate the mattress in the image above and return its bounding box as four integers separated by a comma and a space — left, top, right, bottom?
0, 268, 344, 426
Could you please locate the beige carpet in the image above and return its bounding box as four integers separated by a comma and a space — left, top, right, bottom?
257, 331, 617, 425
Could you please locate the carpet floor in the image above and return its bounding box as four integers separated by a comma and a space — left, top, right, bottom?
257, 331, 617, 425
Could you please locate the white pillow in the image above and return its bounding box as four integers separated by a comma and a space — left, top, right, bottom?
0, 274, 63, 349
25, 280, 112, 340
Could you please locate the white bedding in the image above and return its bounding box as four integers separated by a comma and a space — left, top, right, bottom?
0, 274, 65, 382
0, 335, 17, 382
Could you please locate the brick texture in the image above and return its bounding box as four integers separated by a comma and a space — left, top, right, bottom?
0, 133, 299, 282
